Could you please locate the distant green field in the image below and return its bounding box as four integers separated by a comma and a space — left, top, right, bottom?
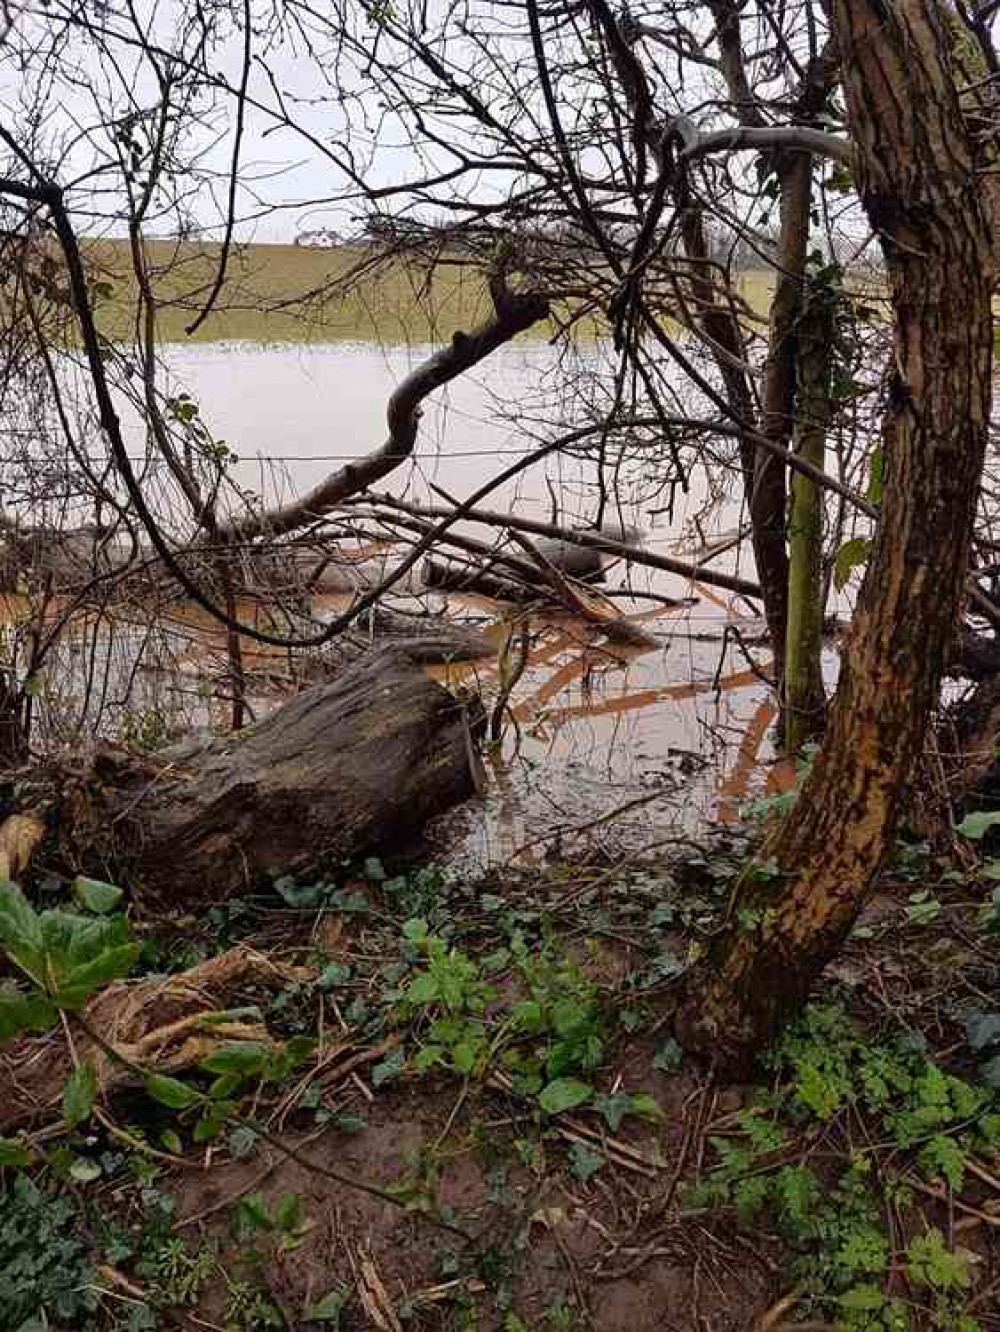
83, 238, 496, 345
79, 237, 778, 346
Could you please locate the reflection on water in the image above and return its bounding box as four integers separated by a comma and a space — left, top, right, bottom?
12, 339, 814, 865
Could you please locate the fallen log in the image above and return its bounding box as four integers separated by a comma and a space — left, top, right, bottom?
60, 645, 486, 905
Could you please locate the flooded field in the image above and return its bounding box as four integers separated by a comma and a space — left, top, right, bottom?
19, 337, 823, 864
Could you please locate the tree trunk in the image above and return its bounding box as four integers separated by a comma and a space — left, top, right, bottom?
755, 149, 813, 687
784, 277, 833, 753
64, 647, 486, 906
677, 0, 994, 1071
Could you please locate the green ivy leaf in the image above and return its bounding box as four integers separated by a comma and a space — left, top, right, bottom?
567, 1142, 603, 1182
592, 1092, 632, 1131
63, 1059, 97, 1128
316, 962, 351, 989
72, 876, 124, 915
227, 1126, 257, 1159
371, 1049, 406, 1087
538, 1078, 593, 1116
145, 1074, 201, 1110
653, 1039, 683, 1074
965, 1010, 1000, 1051
405, 973, 439, 1005
274, 876, 324, 909
452, 1041, 480, 1075
234, 1191, 273, 1233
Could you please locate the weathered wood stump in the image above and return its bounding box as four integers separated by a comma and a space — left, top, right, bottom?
77, 646, 485, 904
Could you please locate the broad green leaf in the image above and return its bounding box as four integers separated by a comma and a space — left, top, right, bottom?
957, 810, 1000, 841
413, 1044, 445, 1073
838, 1285, 886, 1312
537, 1078, 593, 1116
227, 1126, 257, 1159
199, 1042, 270, 1078
236, 1192, 273, 1231
0, 991, 57, 1040
63, 1059, 97, 1128
833, 537, 873, 592
629, 1092, 665, 1123
0, 1135, 32, 1167
0, 881, 44, 982
145, 1074, 201, 1110
275, 1192, 303, 1232
54, 943, 142, 1009
72, 876, 124, 915
402, 917, 428, 943
283, 1035, 318, 1067
307, 1289, 346, 1322
193, 1111, 223, 1143
209, 1073, 244, 1100
653, 1039, 683, 1074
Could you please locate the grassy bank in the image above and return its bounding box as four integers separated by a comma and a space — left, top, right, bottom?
83, 238, 496, 345
79, 237, 776, 346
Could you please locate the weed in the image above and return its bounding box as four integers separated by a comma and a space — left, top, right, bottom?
140, 1234, 215, 1306
0, 1175, 100, 1329
224, 1274, 284, 1330
691, 1003, 997, 1329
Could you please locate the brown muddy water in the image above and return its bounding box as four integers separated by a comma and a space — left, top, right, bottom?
24, 341, 839, 865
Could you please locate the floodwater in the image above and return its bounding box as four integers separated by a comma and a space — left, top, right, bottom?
31, 340, 818, 865
167, 340, 804, 863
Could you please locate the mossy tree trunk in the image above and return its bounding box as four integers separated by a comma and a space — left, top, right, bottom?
784, 277, 833, 753
678, 0, 994, 1071
755, 148, 812, 687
